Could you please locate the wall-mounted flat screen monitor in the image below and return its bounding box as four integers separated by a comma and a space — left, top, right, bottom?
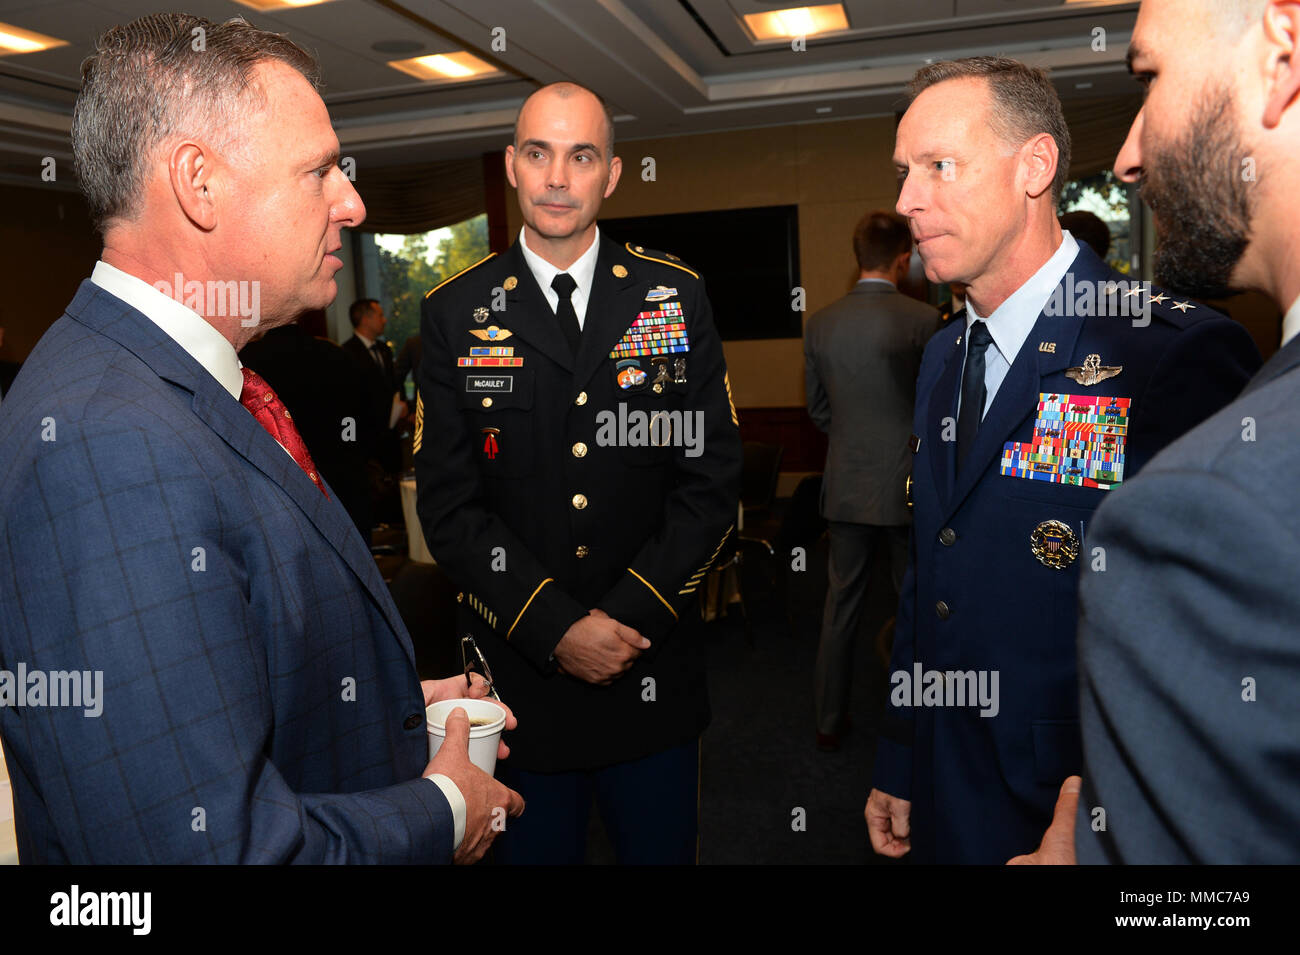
602, 204, 801, 341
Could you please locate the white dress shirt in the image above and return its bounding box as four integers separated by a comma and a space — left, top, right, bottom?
519, 226, 601, 329
1283, 295, 1300, 348
960, 231, 1080, 419
89, 261, 467, 850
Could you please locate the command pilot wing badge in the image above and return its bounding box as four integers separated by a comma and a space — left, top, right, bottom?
1065, 353, 1122, 387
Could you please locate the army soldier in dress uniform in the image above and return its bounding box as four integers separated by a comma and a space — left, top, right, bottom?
414, 82, 742, 864
864, 56, 1261, 864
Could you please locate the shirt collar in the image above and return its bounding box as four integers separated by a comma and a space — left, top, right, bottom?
519, 225, 601, 298
966, 231, 1080, 367
1283, 294, 1300, 347
857, 277, 896, 289
354, 330, 376, 349
90, 260, 244, 400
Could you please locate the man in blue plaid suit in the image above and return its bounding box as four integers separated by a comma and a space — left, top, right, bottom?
0, 13, 522, 863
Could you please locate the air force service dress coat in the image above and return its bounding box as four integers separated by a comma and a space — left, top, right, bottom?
415, 235, 743, 772
871, 244, 1261, 863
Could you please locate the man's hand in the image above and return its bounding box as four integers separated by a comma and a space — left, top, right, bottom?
421, 675, 517, 761
553, 608, 649, 685
425, 706, 525, 865
865, 788, 912, 858
1007, 776, 1080, 865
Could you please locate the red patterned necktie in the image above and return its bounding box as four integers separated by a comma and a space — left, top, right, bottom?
239, 367, 329, 497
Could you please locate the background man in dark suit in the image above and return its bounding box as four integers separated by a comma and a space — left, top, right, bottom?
239, 322, 373, 543
0, 13, 520, 863
805, 210, 940, 752
343, 298, 405, 476
416, 81, 742, 864
865, 55, 1260, 864
1015, 0, 1300, 864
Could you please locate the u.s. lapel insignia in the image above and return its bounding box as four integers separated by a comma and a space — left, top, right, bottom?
1039, 341, 1056, 354
503, 276, 518, 291
1030, 519, 1080, 570
1065, 353, 1123, 387
470, 325, 513, 341
612, 264, 628, 278
472, 306, 490, 323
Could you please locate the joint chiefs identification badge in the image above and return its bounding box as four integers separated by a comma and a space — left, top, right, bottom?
1030, 519, 1080, 570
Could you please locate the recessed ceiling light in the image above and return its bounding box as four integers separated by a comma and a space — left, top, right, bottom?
0, 22, 66, 55
231, 0, 337, 11
388, 51, 499, 82
743, 4, 849, 42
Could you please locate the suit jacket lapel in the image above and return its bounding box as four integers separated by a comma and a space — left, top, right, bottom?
574, 237, 641, 389
499, 243, 574, 372
926, 332, 963, 507
70, 282, 415, 665
943, 259, 1090, 517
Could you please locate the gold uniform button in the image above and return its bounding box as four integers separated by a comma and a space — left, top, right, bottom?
572, 442, 588, 458
572, 493, 588, 510
457, 592, 464, 603
481, 397, 493, 408
576, 545, 589, 558
653, 383, 664, 394
575, 391, 588, 406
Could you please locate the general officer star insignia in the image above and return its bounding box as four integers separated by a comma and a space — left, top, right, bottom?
1064, 353, 1123, 387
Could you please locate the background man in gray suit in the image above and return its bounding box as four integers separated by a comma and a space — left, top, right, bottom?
1012, 0, 1300, 864
805, 211, 940, 752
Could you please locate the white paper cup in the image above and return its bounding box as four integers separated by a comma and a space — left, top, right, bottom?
426, 698, 507, 775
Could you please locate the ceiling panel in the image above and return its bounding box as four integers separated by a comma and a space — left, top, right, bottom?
0, 0, 1144, 172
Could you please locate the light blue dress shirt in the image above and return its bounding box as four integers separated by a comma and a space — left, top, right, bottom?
959, 231, 1080, 419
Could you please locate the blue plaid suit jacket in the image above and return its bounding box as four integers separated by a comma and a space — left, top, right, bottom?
0, 281, 454, 863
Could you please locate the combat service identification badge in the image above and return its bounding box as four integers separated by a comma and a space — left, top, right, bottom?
1030, 519, 1080, 570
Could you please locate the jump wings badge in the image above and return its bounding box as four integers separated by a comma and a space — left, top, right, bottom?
1065, 353, 1122, 387
1030, 519, 1080, 570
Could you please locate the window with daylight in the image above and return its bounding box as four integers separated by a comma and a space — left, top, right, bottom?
356, 213, 489, 399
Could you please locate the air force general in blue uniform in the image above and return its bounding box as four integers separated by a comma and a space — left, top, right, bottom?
871, 233, 1261, 863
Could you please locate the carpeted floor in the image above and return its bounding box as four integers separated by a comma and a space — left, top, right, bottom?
586, 530, 904, 865
388, 521, 906, 865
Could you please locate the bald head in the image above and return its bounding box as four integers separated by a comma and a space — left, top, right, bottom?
513, 82, 615, 161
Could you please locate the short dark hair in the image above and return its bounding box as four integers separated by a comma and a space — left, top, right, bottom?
349, 299, 379, 328
73, 14, 320, 235
1059, 210, 1111, 260
908, 56, 1072, 203
513, 82, 616, 161
853, 211, 912, 273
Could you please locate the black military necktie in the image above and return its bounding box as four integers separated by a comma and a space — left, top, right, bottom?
551, 273, 581, 356
956, 320, 994, 474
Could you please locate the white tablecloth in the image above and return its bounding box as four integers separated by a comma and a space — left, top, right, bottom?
0, 746, 17, 864
399, 478, 435, 564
